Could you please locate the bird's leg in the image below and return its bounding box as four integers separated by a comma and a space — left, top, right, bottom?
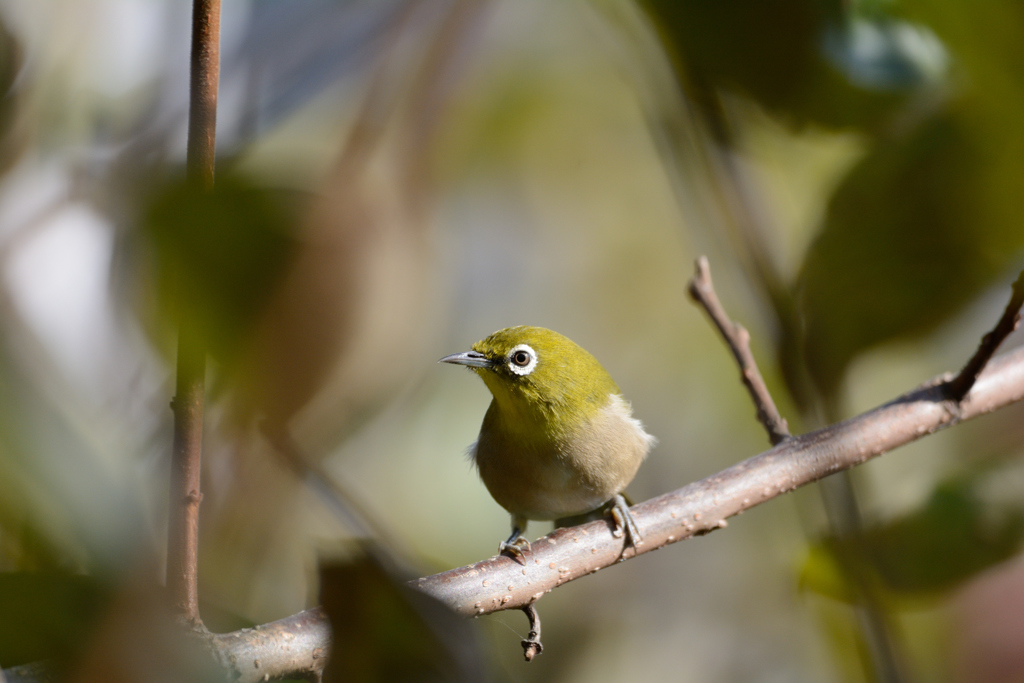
499, 514, 531, 563
609, 493, 642, 549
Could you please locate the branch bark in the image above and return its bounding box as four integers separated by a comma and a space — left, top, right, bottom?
185, 0, 221, 191
1, 610, 332, 683
209, 608, 331, 683
167, 0, 221, 627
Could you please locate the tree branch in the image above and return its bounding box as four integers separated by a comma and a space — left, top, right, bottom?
209, 608, 331, 683
167, 0, 221, 627
947, 269, 1024, 401
688, 256, 790, 445
411, 345, 1024, 616
519, 604, 543, 662
1, 610, 333, 683
9, 348, 1024, 681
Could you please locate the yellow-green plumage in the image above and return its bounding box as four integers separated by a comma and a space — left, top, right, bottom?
442, 326, 654, 553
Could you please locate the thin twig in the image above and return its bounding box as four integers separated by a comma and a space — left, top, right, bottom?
167, 0, 221, 627
947, 270, 1024, 402
688, 256, 790, 445
520, 605, 543, 662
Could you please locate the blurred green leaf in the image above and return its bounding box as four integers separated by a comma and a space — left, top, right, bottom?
0, 572, 107, 668
320, 552, 485, 683
793, 108, 1024, 398
864, 482, 1024, 594
639, 0, 941, 128
142, 173, 298, 363
795, 113, 985, 396
802, 477, 1024, 600
0, 332, 148, 573
823, 17, 948, 91
0, 15, 24, 177
800, 543, 858, 603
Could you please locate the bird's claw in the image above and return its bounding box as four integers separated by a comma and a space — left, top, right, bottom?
500, 534, 531, 564
610, 494, 642, 550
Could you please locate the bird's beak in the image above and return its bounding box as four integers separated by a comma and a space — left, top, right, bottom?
438, 350, 493, 368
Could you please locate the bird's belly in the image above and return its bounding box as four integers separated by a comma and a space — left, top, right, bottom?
474, 441, 616, 520
473, 396, 652, 520
474, 448, 607, 520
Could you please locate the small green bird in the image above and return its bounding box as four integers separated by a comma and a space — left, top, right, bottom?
440, 326, 655, 558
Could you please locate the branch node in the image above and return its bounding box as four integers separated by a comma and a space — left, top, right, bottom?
520, 604, 543, 662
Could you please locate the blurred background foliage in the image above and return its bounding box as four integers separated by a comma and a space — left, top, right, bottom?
0, 0, 1022, 681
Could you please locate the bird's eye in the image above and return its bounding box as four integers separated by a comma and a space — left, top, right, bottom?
507, 344, 537, 376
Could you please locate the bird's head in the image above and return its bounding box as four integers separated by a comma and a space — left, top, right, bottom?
440, 326, 619, 426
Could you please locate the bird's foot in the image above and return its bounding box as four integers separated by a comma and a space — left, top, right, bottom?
500, 533, 531, 564
610, 493, 642, 550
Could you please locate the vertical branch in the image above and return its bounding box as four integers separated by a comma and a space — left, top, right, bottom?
167, 0, 221, 627
186, 1, 221, 191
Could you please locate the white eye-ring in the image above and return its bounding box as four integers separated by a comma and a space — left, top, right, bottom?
507, 344, 537, 376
